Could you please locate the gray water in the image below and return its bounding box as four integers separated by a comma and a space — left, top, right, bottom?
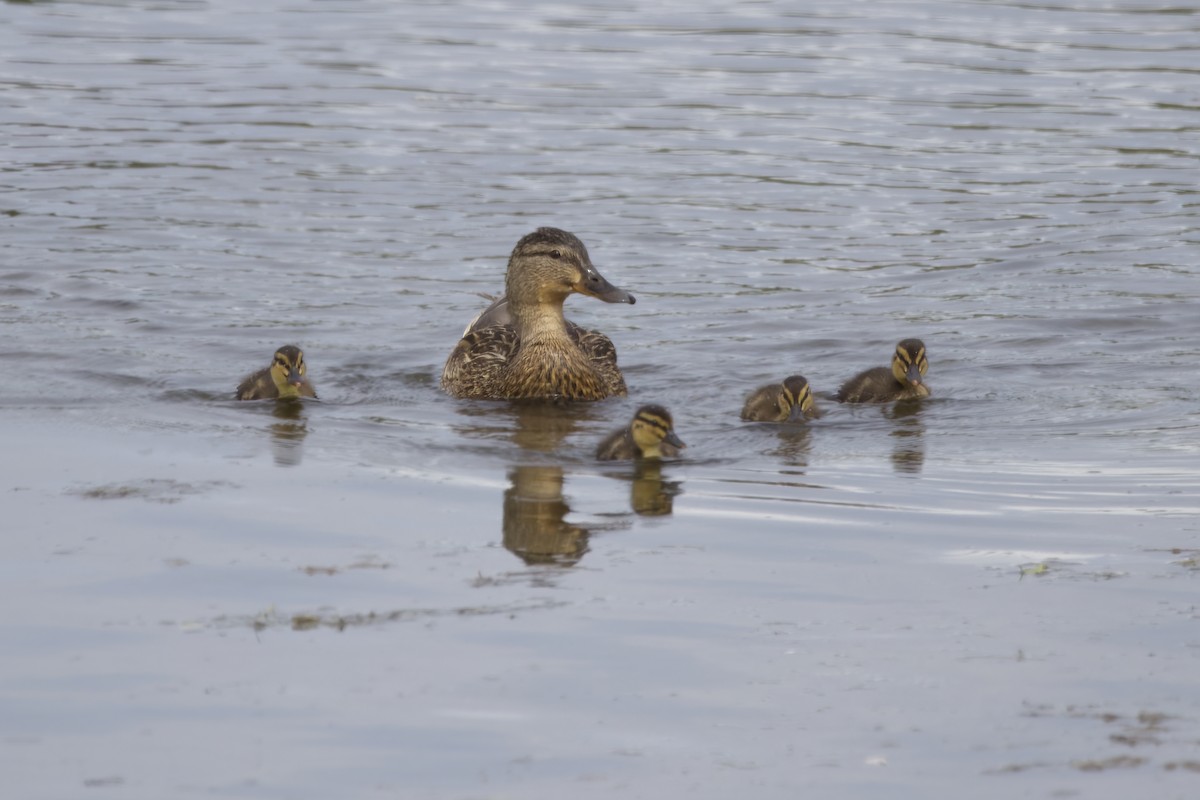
3, 1, 1200, 797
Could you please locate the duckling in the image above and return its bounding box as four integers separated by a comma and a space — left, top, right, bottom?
441, 227, 636, 401
596, 404, 685, 461
835, 338, 930, 403
236, 345, 317, 401
741, 375, 818, 422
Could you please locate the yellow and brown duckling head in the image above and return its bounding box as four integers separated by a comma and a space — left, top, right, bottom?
270, 346, 310, 396
741, 374, 816, 422
506, 227, 636, 313
596, 404, 686, 461
236, 345, 317, 401
890, 338, 930, 396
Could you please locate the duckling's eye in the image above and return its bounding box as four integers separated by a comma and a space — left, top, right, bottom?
550, 249, 562, 260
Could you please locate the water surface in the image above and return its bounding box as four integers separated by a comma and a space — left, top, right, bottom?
3, 1, 1200, 797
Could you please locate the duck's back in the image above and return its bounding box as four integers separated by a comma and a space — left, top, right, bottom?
236, 367, 276, 400
836, 367, 906, 403
741, 384, 788, 422
441, 324, 520, 399
595, 427, 637, 461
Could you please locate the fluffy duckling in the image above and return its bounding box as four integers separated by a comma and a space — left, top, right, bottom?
835, 339, 930, 403
441, 227, 636, 401
741, 375, 818, 422
236, 345, 317, 401
596, 404, 685, 461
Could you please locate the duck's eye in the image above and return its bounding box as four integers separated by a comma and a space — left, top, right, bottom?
550, 249, 562, 260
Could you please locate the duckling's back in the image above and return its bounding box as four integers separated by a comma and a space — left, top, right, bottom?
836, 367, 908, 403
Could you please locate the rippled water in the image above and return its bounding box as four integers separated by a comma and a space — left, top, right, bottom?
3, 1, 1199, 797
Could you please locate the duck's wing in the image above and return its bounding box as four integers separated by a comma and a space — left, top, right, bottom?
441, 324, 520, 398
835, 366, 894, 404
595, 427, 634, 461
567, 322, 616, 365
741, 384, 784, 421
461, 294, 510, 337
236, 366, 276, 400
566, 321, 627, 396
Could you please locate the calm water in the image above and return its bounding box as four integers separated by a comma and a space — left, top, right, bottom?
3, 0, 1200, 797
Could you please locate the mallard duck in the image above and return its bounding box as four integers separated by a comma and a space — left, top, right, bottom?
236, 345, 317, 401
596, 404, 685, 461
441, 227, 636, 401
741, 375, 818, 422
835, 338, 930, 403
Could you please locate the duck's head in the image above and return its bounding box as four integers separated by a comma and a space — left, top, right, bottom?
891, 339, 930, 397
780, 375, 815, 421
506, 227, 636, 309
630, 404, 685, 458
270, 345, 308, 397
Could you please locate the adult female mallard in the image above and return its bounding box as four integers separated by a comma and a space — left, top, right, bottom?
596, 405, 685, 461
441, 227, 636, 401
236, 345, 317, 400
741, 374, 818, 422
835, 339, 930, 403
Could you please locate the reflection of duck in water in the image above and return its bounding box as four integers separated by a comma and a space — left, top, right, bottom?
627, 460, 682, 516
441, 227, 636, 401
502, 465, 589, 566
596, 405, 685, 461
236, 345, 317, 401
741, 375, 819, 422
269, 400, 309, 468
886, 399, 926, 475
836, 339, 930, 403
450, 400, 600, 454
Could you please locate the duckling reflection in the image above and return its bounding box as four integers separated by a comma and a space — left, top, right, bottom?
502, 465, 590, 565
626, 460, 683, 517
768, 424, 813, 470
886, 399, 926, 475
269, 400, 309, 468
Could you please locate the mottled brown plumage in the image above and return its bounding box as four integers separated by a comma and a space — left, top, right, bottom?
441, 228, 636, 401
741, 375, 818, 422
596, 405, 685, 461
836, 339, 930, 403
236, 345, 317, 401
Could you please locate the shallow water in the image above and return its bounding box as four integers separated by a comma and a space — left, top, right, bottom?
3, 1, 1200, 797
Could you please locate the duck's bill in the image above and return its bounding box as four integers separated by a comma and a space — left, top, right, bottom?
905, 363, 925, 387
665, 431, 686, 449
577, 267, 636, 304
287, 371, 305, 387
